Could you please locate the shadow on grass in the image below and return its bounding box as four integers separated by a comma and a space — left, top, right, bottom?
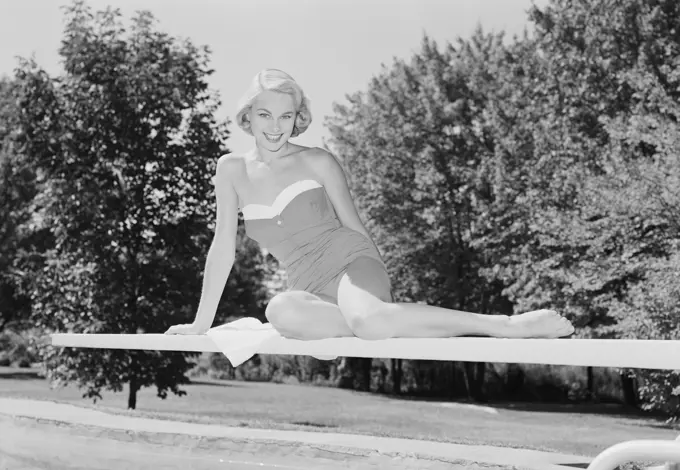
186, 379, 243, 388
0, 369, 43, 380
0, 368, 243, 389
490, 401, 675, 427
289, 420, 339, 429
379, 392, 673, 424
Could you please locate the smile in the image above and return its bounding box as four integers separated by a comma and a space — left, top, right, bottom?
264, 132, 283, 143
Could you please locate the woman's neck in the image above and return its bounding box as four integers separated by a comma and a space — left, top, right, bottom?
254, 142, 293, 164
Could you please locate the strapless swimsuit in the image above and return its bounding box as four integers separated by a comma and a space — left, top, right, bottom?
241, 180, 387, 304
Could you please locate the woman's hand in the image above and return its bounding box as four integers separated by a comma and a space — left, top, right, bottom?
164, 322, 210, 335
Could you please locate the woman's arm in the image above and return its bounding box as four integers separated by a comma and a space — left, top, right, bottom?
167, 154, 240, 334
311, 149, 380, 249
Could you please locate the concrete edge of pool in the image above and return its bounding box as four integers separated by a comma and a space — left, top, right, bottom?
0, 397, 593, 470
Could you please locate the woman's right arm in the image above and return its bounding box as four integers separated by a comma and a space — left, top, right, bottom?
166, 155, 240, 335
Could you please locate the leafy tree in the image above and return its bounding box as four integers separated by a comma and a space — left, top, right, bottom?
326, 0, 680, 417
14, 1, 268, 409
0, 77, 38, 332
585, 25, 680, 416
327, 34, 514, 398
472, 0, 680, 413
218, 228, 270, 323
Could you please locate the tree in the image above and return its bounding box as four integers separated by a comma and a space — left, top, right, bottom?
585, 28, 680, 416
0, 77, 39, 333
476, 0, 680, 413
327, 33, 515, 399
326, 0, 680, 416
14, 1, 268, 409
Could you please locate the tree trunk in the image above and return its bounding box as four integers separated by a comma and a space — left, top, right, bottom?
587, 366, 594, 401
391, 359, 402, 395
360, 358, 372, 391
462, 362, 487, 402
128, 376, 138, 410
461, 362, 471, 398
376, 362, 388, 393
505, 364, 525, 398
473, 362, 487, 402
620, 372, 638, 407
447, 362, 456, 400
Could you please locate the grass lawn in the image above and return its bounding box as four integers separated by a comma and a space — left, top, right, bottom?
0, 366, 677, 460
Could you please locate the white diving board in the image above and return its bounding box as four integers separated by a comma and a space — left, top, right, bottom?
51, 332, 680, 370
49, 331, 680, 470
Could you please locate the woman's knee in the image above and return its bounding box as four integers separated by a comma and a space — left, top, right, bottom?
265, 290, 330, 324
265, 291, 306, 326
343, 301, 396, 341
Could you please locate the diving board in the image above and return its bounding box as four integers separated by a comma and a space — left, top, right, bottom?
51, 332, 680, 370
49, 330, 680, 470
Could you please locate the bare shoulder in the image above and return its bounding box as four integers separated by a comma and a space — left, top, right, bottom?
216, 153, 247, 182
303, 147, 344, 182
217, 152, 248, 169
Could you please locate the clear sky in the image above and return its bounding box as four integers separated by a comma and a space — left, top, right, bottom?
1, 0, 546, 154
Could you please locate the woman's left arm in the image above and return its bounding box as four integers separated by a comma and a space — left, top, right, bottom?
311, 149, 378, 245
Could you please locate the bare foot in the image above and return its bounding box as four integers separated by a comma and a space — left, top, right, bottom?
505, 310, 574, 338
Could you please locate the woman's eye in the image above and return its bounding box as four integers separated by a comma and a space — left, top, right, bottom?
259, 113, 269, 118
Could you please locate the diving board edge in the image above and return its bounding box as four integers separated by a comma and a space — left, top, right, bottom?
50, 333, 680, 370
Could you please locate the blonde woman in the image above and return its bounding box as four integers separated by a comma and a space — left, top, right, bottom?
166, 69, 574, 341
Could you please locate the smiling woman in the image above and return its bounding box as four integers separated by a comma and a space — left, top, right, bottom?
164, 68, 575, 342
235, 69, 313, 148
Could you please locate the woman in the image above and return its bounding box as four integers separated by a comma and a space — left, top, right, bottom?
165, 69, 574, 340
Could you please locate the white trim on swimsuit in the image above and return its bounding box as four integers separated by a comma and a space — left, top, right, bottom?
241, 179, 322, 220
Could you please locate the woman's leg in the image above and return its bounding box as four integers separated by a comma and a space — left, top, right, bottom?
265, 290, 354, 340
336, 257, 575, 341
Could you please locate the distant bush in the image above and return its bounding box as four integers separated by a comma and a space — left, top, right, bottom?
0, 329, 39, 367
0, 352, 10, 367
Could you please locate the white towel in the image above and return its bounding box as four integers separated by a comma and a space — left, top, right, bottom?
206, 317, 337, 367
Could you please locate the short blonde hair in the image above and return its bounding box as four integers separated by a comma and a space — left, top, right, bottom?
235, 69, 313, 138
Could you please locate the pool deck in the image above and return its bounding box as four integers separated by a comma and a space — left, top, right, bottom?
0, 397, 592, 470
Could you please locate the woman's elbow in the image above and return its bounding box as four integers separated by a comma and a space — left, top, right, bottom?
209, 235, 236, 261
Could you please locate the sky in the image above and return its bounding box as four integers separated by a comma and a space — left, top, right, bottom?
0, 0, 547, 154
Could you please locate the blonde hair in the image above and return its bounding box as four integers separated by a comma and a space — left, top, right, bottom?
235, 69, 313, 138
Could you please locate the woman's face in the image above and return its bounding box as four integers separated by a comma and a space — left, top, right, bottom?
248, 90, 297, 152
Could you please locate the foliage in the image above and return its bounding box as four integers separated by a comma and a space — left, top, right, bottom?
0, 77, 37, 332
3, 0, 679, 419
326, 0, 680, 418
11, 1, 268, 408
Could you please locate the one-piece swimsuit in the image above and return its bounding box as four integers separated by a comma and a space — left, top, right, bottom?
242, 180, 387, 304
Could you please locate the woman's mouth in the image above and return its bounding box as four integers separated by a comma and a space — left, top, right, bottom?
264, 132, 283, 143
